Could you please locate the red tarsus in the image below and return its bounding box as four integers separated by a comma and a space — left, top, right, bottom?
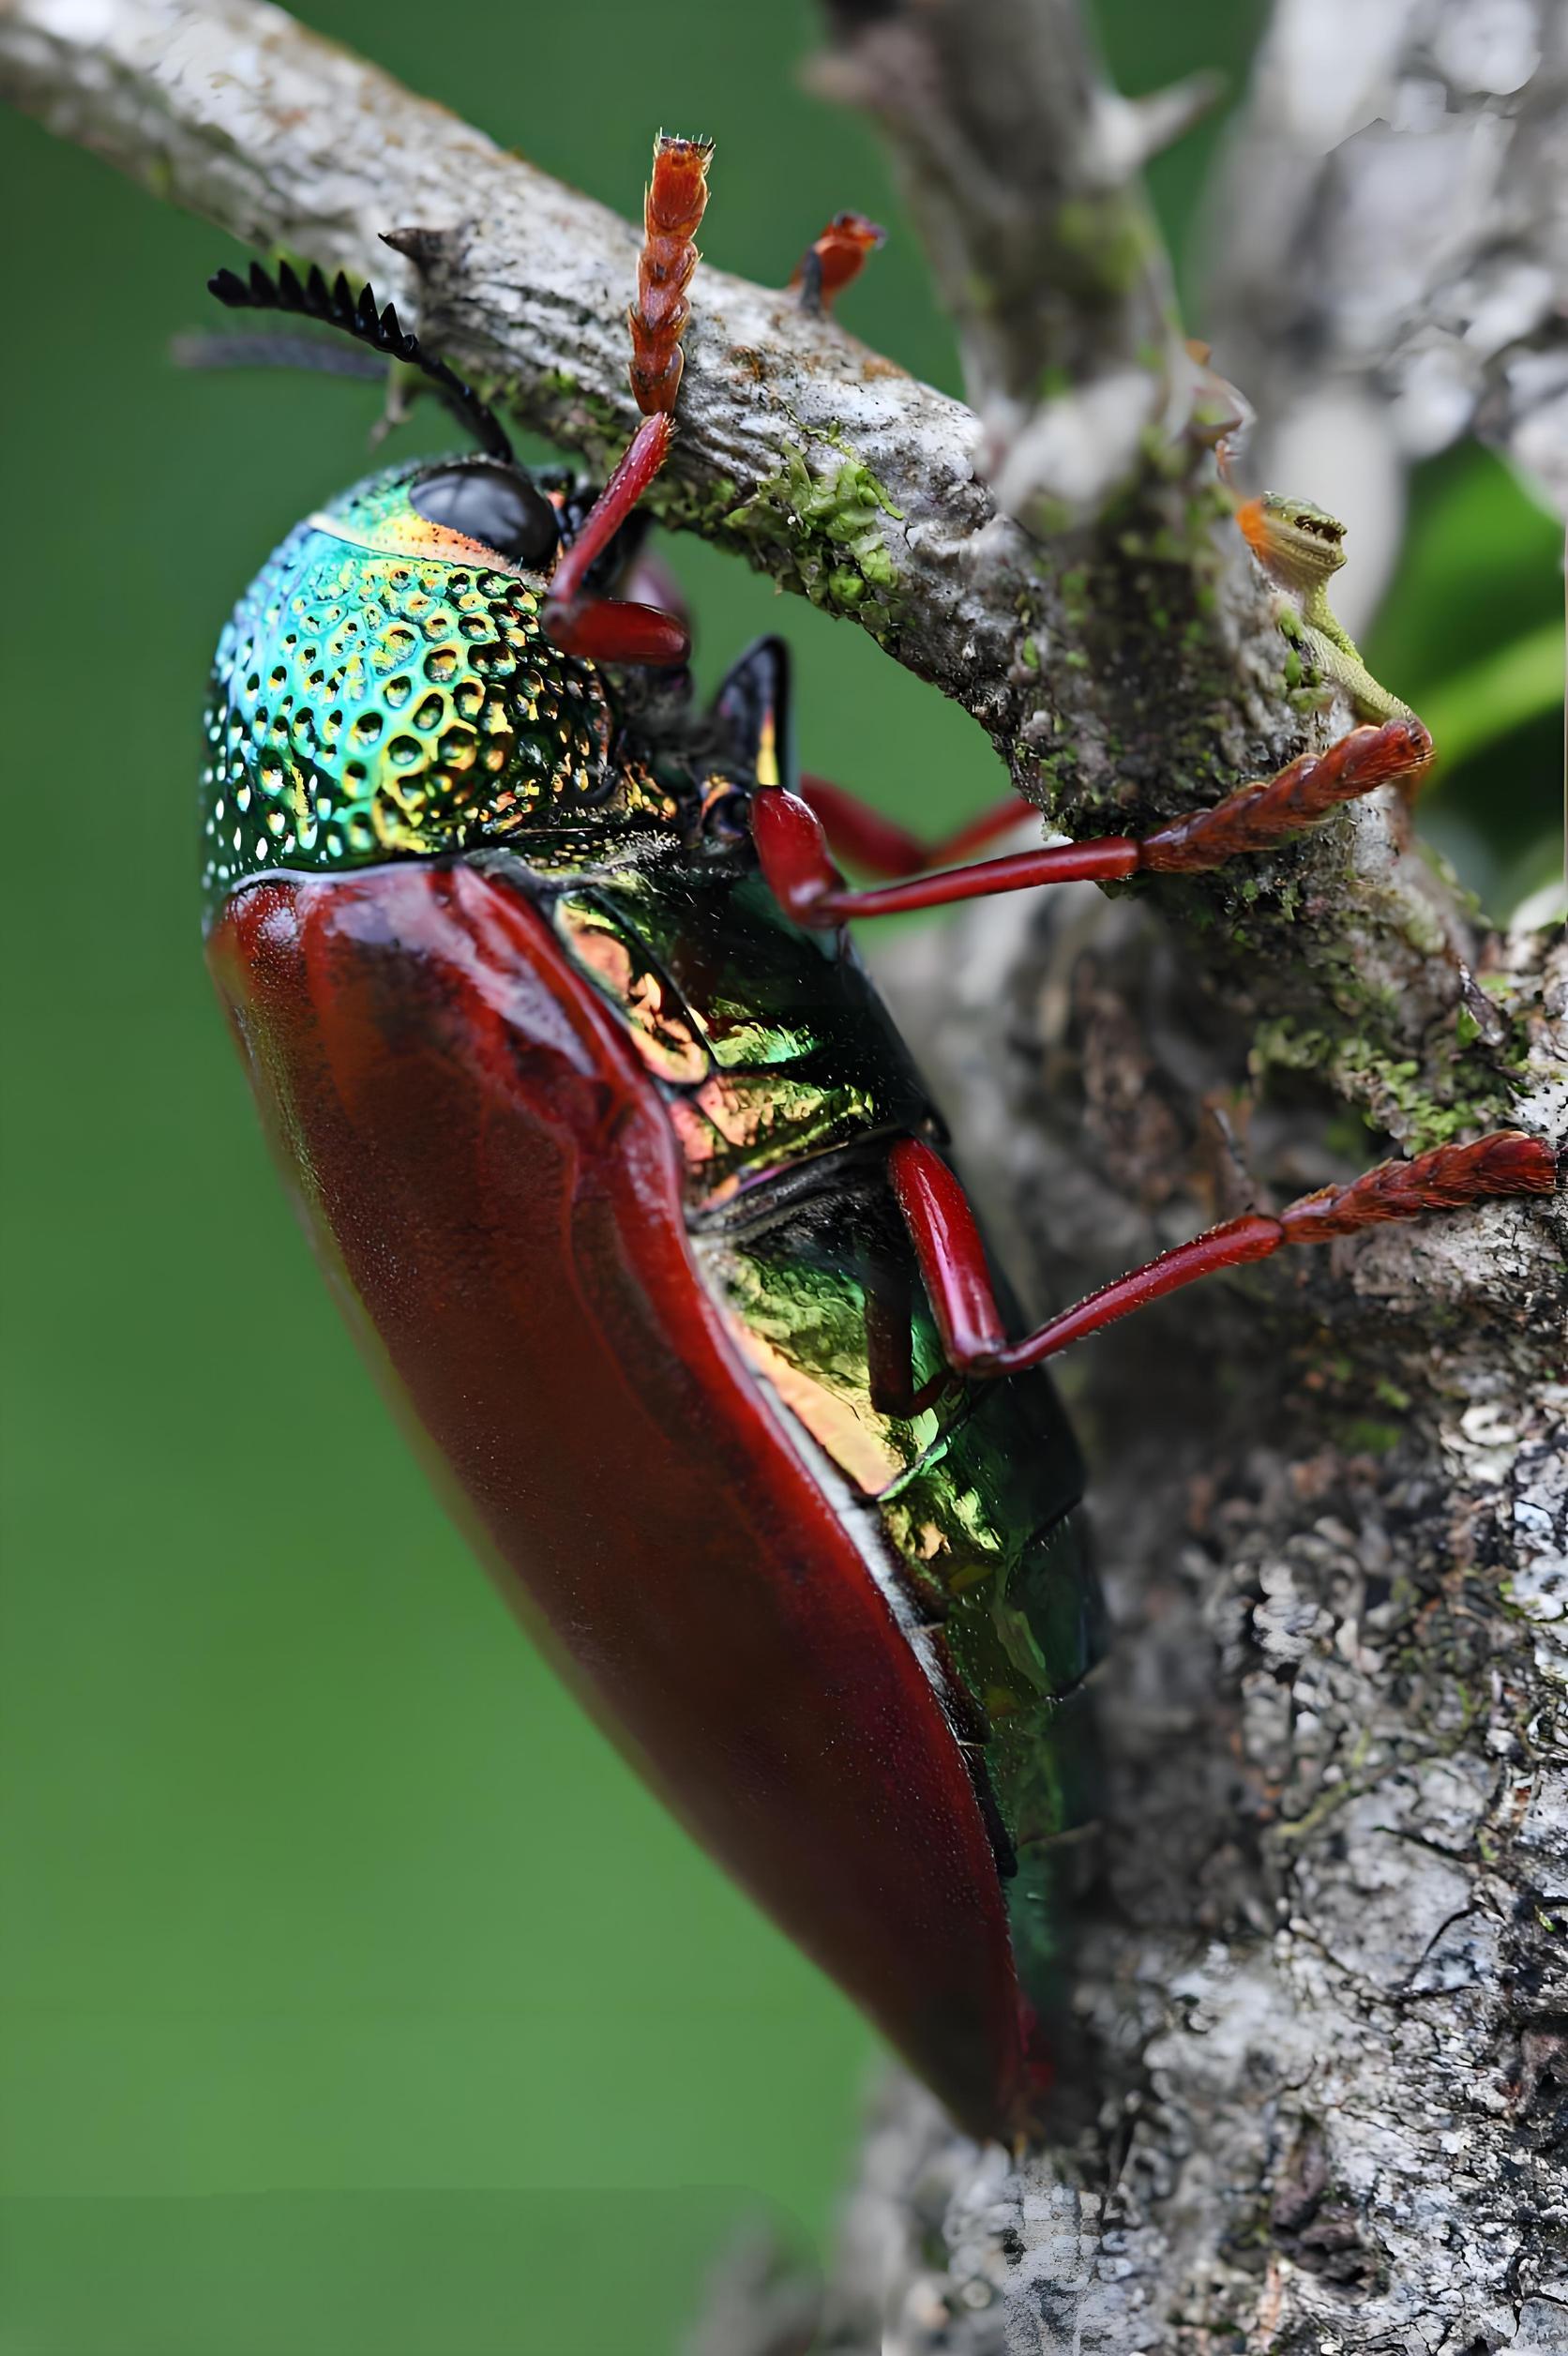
790, 212, 886, 315
1138, 717, 1434, 871
1276, 1130, 1558, 1241
629, 132, 714, 416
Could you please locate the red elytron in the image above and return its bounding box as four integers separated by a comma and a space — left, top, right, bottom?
208, 862, 1032, 2133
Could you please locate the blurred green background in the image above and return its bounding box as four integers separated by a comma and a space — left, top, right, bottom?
1, 4, 1560, 2350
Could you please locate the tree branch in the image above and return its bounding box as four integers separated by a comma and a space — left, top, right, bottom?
807, 0, 1558, 1166
780, 3, 1568, 2342
2, 0, 1495, 1165
0, 0, 1216, 782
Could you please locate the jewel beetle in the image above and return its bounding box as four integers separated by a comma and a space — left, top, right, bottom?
199, 136, 1557, 2144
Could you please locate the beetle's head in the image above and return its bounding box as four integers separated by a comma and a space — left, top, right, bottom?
313, 453, 564, 578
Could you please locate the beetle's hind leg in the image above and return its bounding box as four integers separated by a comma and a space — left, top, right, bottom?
888, 1132, 1558, 1379
543, 134, 712, 669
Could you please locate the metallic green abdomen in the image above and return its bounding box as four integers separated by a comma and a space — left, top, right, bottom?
544, 844, 1103, 2019
703, 1174, 1101, 2016
550, 859, 933, 1204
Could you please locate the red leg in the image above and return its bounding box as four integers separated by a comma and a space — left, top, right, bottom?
755, 784, 1138, 920
628, 132, 712, 416
789, 212, 886, 316
619, 546, 692, 636
861, 1252, 951, 1419
798, 774, 1033, 879
755, 719, 1435, 925
543, 413, 689, 664
543, 134, 712, 670
889, 1133, 1557, 1379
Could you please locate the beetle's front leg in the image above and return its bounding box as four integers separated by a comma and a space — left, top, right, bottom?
541, 412, 690, 664
752, 718, 1434, 925
542, 133, 712, 669
887, 1133, 1558, 1379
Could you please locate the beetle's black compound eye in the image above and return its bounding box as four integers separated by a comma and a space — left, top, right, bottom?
410, 463, 561, 567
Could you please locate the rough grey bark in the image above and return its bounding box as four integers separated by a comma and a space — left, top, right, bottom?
804, 892, 1568, 2354
3, 2, 1562, 2348
778, 7, 1568, 2346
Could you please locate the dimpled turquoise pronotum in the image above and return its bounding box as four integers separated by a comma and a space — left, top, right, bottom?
200, 461, 622, 915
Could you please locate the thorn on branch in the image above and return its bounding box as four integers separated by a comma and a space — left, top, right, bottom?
381, 223, 465, 268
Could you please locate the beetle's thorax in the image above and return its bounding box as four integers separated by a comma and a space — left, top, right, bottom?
201, 458, 699, 919
502, 846, 928, 1213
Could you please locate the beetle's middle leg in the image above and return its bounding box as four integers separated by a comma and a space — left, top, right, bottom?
796, 774, 1035, 877
752, 718, 1434, 925
885, 1132, 1557, 1380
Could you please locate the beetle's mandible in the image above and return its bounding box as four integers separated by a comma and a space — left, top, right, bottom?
199, 136, 1558, 2145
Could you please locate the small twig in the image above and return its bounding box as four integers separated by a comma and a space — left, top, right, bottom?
812, 0, 1218, 527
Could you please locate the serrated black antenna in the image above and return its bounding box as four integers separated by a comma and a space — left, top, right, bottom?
207, 260, 514, 464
